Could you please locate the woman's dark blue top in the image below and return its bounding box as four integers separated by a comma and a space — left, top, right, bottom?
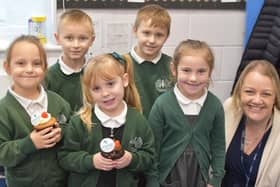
222, 116, 271, 187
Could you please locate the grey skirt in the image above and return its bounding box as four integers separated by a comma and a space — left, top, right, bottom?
161, 145, 206, 187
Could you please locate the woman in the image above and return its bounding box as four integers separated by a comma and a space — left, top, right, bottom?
222, 60, 280, 187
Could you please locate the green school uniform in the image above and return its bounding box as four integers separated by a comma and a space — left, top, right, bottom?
148, 89, 225, 187
0, 90, 71, 187
129, 53, 172, 118
44, 62, 83, 112
58, 107, 156, 187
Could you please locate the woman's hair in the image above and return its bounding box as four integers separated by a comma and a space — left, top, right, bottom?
80, 53, 142, 130
5, 35, 48, 71
134, 4, 171, 36
172, 39, 214, 74
232, 59, 280, 112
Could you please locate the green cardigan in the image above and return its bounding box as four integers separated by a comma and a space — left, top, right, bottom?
0, 90, 71, 187
44, 62, 83, 112
58, 107, 156, 187
129, 53, 173, 118
148, 89, 225, 187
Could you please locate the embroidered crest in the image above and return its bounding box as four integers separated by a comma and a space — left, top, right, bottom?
56, 113, 67, 124
129, 137, 143, 152
155, 78, 172, 92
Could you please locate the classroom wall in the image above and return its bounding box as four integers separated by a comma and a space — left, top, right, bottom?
0, 8, 245, 102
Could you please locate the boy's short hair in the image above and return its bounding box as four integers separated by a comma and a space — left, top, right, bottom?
134, 4, 171, 35
57, 9, 94, 34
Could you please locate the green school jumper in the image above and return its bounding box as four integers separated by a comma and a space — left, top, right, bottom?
129, 53, 172, 118
0, 90, 71, 187
148, 89, 225, 187
44, 62, 83, 112
58, 107, 156, 187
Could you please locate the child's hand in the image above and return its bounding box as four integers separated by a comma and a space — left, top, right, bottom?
207, 184, 213, 187
93, 152, 115, 171
30, 126, 58, 149
51, 122, 62, 143
113, 150, 132, 169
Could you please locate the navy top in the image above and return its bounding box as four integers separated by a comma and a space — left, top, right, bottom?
222, 116, 271, 187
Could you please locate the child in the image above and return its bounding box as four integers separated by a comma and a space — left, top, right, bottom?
129, 4, 173, 118
44, 9, 95, 112
0, 35, 71, 187
148, 39, 225, 187
58, 53, 156, 187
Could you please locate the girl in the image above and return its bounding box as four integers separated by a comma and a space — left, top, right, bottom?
0, 35, 71, 187
58, 53, 156, 187
148, 39, 225, 187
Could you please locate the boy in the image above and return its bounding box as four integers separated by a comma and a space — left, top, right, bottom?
44, 9, 95, 112
129, 4, 172, 118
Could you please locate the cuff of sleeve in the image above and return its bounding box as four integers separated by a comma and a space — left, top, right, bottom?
209, 177, 222, 187
127, 153, 137, 169
84, 154, 94, 171
146, 175, 159, 187
18, 135, 37, 155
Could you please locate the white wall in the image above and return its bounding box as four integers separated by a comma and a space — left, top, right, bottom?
0, 8, 245, 102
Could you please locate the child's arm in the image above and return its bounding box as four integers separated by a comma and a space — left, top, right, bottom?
0, 121, 37, 168
147, 101, 164, 187
209, 104, 226, 187
58, 116, 100, 173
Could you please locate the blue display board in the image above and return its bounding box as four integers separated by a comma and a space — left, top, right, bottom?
244, 0, 264, 46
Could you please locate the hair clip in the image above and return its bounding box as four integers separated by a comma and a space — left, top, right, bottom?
110, 52, 125, 65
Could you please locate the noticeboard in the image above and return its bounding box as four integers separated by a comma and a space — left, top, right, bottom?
57, 0, 246, 9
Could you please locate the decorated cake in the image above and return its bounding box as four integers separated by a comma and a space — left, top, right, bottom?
31, 112, 57, 130
100, 138, 125, 160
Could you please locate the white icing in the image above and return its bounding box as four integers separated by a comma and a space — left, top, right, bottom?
31, 112, 51, 126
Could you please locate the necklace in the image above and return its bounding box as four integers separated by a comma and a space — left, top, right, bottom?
244, 117, 272, 146
240, 116, 272, 187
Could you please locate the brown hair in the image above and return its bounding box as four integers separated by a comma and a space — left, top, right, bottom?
232, 60, 280, 112
134, 4, 171, 36
172, 39, 214, 75
80, 53, 142, 130
57, 9, 94, 35
5, 35, 48, 71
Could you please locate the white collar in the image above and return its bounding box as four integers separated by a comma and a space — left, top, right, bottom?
94, 101, 127, 128
174, 84, 207, 107
130, 46, 162, 64
58, 56, 86, 75
8, 85, 48, 114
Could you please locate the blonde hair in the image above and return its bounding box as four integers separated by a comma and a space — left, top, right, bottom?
5, 35, 48, 71
80, 53, 142, 130
173, 39, 214, 74
232, 59, 280, 113
134, 4, 171, 36
57, 9, 94, 35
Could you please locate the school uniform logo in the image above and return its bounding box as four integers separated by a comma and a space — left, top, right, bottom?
155, 78, 172, 92
129, 137, 143, 152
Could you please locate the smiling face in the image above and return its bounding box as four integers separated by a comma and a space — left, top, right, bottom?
55, 22, 94, 64
133, 19, 168, 61
90, 73, 128, 117
240, 71, 275, 124
4, 41, 46, 98
172, 55, 210, 100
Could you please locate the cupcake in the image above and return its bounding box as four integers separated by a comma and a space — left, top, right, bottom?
31, 112, 57, 130
100, 138, 125, 160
